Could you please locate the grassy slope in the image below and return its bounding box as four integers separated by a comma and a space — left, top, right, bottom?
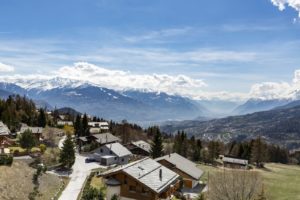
0, 160, 62, 200
258, 163, 300, 200
197, 163, 300, 200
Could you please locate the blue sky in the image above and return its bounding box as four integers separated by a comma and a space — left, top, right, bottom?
0, 0, 300, 100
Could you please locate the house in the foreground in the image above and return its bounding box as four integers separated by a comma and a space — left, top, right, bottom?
156, 153, 203, 189
102, 157, 180, 200
125, 140, 151, 156
93, 142, 132, 166
222, 156, 249, 169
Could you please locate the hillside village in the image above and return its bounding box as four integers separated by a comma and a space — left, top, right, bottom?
0, 95, 300, 200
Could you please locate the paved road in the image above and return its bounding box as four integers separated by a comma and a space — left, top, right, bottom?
58, 135, 66, 150
59, 153, 102, 200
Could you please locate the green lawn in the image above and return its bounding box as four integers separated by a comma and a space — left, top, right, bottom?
197, 163, 300, 200
258, 163, 300, 200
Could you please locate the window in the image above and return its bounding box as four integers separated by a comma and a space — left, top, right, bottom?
129, 185, 136, 192
114, 157, 117, 160
121, 158, 124, 162
124, 176, 127, 184
142, 187, 150, 195
110, 150, 112, 154
100, 149, 103, 153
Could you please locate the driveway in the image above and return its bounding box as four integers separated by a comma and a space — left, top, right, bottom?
58, 135, 66, 150
58, 153, 104, 200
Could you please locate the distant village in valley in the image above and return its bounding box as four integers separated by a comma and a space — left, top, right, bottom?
1, 95, 300, 200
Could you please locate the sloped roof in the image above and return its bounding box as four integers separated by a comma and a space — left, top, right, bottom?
0, 121, 10, 136
103, 158, 179, 194
20, 126, 43, 134
223, 156, 248, 165
92, 133, 120, 144
132, 140, 151, 153
105, 142, 132, 157
156, 153, 203, 180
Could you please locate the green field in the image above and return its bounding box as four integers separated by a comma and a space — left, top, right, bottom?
197, 163, 300, 200
258, 163, 300, 200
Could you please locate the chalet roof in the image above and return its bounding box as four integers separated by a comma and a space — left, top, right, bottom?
103, 157, 179, 194
156, 153, 203, 180
78, 136, 88, 142
20, 126, 43, 134
131, 140, 151, 153
223, 156, 248, 165
92, 133, 120, 145
0, 121, 10, 136
104, 142, 132, 157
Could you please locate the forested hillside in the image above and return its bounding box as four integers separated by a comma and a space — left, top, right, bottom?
0, 95, 45, 131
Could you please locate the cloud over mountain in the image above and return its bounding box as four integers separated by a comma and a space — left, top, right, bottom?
0, 62, 14, 72
55, 62, 207, 97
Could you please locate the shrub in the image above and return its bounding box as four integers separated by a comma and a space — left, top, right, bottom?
0, 154, 13, 165
39, 144, 47, 153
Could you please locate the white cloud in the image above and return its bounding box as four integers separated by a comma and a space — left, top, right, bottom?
0, 62, 14, 72
247, 69, 300, 100
270, 0, 300, 17
55, 62, 207, 97
249, 82, 292, 100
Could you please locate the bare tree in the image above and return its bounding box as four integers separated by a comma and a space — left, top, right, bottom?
208, 169, 262, 200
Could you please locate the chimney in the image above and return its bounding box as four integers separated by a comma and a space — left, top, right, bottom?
159, 169, 162, 180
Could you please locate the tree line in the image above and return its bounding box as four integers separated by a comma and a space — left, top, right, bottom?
0, 95, 47, 131
149, 128, 292, 167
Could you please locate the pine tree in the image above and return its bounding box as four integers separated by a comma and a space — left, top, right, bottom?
82, 113, 89, 136
37, 108, 47, 127
74, 115, 82, 137
59, 134, 75, 169
150, 128, 164, 158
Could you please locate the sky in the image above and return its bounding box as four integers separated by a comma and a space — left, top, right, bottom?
0, 0, 300, 101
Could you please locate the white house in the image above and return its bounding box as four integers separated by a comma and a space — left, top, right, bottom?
93, 142, 132, 166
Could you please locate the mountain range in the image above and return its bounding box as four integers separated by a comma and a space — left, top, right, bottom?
161, 103, 300, 149
0, 78, 204, 123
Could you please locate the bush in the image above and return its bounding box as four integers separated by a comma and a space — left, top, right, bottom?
39, 144, 47, 153
0, 154, 13, 165
82, 187, 104, 200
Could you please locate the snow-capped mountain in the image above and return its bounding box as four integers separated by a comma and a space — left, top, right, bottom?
233, 98, 291, 115
0, 77, 205, 122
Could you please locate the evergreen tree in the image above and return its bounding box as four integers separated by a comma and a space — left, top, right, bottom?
150, 128, 164, 158
19, 130, 37, 151
37, 108, 47, 127
82, 113, 89, 136
59, 134, 75, 169
74, 115, 82, 137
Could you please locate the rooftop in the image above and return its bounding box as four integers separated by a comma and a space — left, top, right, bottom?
156, 153, 203, 180
132, 140, 151, 153
103, 157, 179, 194
92, 133, 120, 145
0, 121, 10, 136
104, 142, 132, 157
223, 156, 249, 165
